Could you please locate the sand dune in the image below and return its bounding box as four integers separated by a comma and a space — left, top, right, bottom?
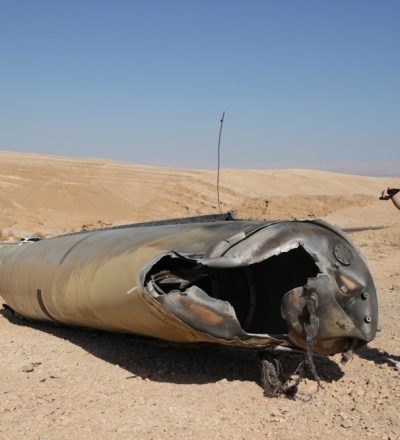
0, 150, 396, 238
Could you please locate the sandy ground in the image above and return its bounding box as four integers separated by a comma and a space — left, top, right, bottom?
0, 150, 399, 439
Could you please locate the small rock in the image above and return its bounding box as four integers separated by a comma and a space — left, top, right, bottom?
21, 362, 41, 373
117, 424, 131, 433
389, 416, 400, 427
356, 389, 365, 397
22, 364, 34, 373
388, 358, 400, 371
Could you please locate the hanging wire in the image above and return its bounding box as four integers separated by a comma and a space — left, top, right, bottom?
217, 112, 225, 214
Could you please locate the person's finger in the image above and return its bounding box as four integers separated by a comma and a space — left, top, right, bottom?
380, 189, 390, 200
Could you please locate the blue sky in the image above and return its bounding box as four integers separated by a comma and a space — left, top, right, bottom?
0, 0, 399, 175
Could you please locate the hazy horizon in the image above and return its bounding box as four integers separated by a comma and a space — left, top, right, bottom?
1, 148, 398, 178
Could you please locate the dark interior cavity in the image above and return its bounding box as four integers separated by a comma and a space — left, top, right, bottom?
147, 246, 319, 335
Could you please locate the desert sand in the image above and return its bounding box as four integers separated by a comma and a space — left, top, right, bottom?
0, 150, 399, 439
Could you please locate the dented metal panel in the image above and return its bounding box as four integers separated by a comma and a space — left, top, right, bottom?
0, 217, 378, 356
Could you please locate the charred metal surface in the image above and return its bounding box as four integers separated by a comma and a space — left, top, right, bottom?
0, 216, 378, 356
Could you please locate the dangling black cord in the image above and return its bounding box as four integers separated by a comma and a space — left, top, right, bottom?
303, 295, 322, 385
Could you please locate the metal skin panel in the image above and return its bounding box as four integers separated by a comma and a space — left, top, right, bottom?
0, 218, 378, 355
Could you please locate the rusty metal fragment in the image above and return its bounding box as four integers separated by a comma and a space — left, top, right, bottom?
0, 214, 377, 360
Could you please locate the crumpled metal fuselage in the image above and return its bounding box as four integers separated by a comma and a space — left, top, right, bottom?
0, 217, 378, 356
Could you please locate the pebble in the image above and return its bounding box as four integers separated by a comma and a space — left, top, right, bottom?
117, 424, 131, 433
21, 362, 42, 373
389, 416, 400, 427
22, 365, 34, 373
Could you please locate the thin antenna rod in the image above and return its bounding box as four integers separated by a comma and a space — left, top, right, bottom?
217, 111, 225, 214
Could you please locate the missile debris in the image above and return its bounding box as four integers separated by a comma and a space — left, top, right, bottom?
0, 213, 378, 394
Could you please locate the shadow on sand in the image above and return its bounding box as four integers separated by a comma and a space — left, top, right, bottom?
342, 226, 386, 234
356, 345, 400, 368
1, 307, 344, 390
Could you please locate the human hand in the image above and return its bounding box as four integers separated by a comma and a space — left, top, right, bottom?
379, 187, 400, 200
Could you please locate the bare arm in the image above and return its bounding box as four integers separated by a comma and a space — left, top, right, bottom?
380, 187, 400, 210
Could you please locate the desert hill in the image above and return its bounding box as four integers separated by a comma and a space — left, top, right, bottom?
0, 150, 395, 239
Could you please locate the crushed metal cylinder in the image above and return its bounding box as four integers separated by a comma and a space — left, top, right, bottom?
0, 214, 378, 356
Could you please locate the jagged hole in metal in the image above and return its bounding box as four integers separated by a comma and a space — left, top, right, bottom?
148, 247, 319, 335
